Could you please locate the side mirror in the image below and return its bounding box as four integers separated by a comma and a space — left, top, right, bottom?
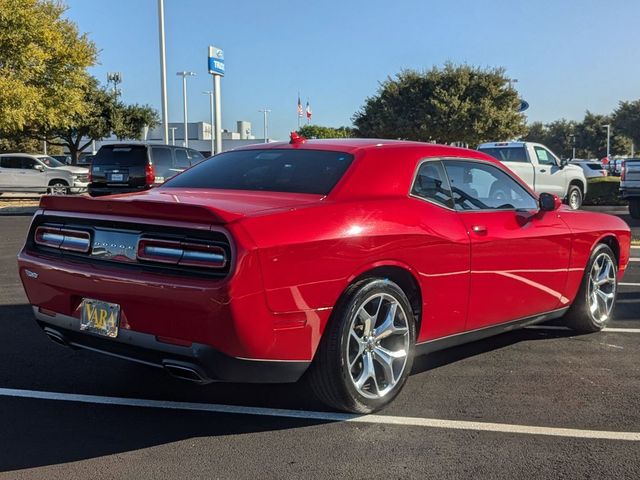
539, 192, 562, 212
34, 164, 44, 172
559, 158, 568, 169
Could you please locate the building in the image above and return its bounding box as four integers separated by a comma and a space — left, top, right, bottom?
92, 120, 273, 156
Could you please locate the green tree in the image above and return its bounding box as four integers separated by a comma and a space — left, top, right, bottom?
0, 0, 97, 134
39, 78, 159, 163
541, 119, 577, 158
523, 121, 547, 145
297, 125, 355, 139
352, 63, 526, 145
613, 100, 640, 152
574, 111, 630, 159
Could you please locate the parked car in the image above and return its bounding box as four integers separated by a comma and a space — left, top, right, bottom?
620, 158, 640, 218
18, 138, 631, 413
88, 143, 206, 197
569, 159, 608, 178
0, 153, 89, 195
477, 141, 587, 209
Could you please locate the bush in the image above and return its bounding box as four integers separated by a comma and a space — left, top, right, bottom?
583, 177, 627, 206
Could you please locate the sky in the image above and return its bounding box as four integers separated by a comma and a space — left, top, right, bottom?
64, 0, 640, 141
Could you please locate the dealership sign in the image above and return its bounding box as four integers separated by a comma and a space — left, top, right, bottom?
208, 46, 225, 76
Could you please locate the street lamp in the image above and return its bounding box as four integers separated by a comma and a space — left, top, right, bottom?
176, 71, 196, 147
603, 124, 611, 160
569, 133, 576, 160
169, 127, 177, 146
157, 0, 169, 144
203, 91, 215, 155
258, 109, 271, 143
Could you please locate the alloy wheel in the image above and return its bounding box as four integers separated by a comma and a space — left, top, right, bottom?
346, 293, 410, 399
50, 183, 68, 195
569, 189, 581, 209
587, 252, 616, 323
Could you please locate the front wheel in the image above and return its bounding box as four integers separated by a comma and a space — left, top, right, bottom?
307, 278, 416, 413
629, 198, 640, 219
567, 185, 583, 210
564, 244, 617, 333
48, 181, 69, 195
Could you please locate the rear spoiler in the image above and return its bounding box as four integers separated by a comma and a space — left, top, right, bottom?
39, 195, 242, 224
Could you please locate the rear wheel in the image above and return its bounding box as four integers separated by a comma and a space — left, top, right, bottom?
307, 278, 416, 413
567, 185, 583, 210
564, 244, 617, 333
629, 198, 640, 219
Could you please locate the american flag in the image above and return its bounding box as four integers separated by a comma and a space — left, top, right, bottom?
297, 95, 303, 117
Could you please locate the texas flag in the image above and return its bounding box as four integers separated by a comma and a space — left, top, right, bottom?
306, 101, 312, 123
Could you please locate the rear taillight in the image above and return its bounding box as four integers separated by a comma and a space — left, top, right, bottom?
34, 226, 91, 253
145, 162, 155, 185
137, 238, 226, 268
88, 169, 93, 182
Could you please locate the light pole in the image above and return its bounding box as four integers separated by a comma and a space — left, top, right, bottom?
569, 134, 576, 159
258, 109, 271, 143
203, 91, 215, 155
176, 71, 196, 147
169, 127, 177, 146
603, 124, 611, 160
157, 0, 169, 144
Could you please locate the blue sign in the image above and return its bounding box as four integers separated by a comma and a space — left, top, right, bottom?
518, 100, 529, 112
208, 46, 225, 76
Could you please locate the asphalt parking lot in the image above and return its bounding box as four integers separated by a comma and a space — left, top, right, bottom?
0, 213, 639, 479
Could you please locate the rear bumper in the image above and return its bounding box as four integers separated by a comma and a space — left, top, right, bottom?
620, 186, 640, 198
33, 307, 310, 383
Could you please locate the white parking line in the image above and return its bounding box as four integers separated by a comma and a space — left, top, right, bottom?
526, 326, 640, 333
630, 258, 640, 262
620, 282, 640, 287
0, 387, 638, 442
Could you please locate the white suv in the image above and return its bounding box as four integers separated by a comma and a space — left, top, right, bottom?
0, 153, 89, 195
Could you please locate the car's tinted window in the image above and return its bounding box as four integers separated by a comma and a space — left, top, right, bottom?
151, 147, 173, 170
189, 149, 205, 163
174, 149, 190, 168
21, 157, 36, 169
443, 160, 538, 211
0, 157, 21, 169
587, 163, 603, 170
163, 149, 354, 195
411, 161, 454, 209
478, 147, 529, 163
93, 146, 148, 166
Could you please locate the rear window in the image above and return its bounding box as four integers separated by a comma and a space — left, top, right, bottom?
478, 147, 529, 163
93, 146, 148, 166
163, 149, 354, 195
587, 163, 604, 170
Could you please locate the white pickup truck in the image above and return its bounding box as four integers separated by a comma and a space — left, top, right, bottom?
477, 142, 587, 209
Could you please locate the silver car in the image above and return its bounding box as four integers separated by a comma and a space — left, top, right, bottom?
569, 159, 608, 179
0, 153, 89, 195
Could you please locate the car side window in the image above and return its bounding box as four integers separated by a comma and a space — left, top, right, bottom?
0, 157, 22, 169
443, 160, 538, 211
151, 147, 173, 174
411, 161, 454, 209
174, 149, 190, 169
188, 149, 205, 163
534, 147, 557, 166
21, 157, 37, 169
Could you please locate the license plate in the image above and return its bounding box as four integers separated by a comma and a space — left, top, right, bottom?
80, 299, 120, 338
110, 173, 124, 181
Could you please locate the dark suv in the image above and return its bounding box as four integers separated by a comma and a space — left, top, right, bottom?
88, 143, 206, 197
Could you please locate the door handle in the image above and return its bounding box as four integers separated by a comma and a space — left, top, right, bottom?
471, 225, 487, 235
539, 169, 547, 173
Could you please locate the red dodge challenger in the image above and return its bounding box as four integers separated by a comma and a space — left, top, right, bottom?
18, 137, 631, 413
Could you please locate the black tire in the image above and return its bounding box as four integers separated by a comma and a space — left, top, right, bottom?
566, 184, 583, 210
629, 199, 640, 219
306, 278, 416, 413
564, 244, 617, 333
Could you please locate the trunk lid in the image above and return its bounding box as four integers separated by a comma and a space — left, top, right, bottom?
39, 188, 324, 224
